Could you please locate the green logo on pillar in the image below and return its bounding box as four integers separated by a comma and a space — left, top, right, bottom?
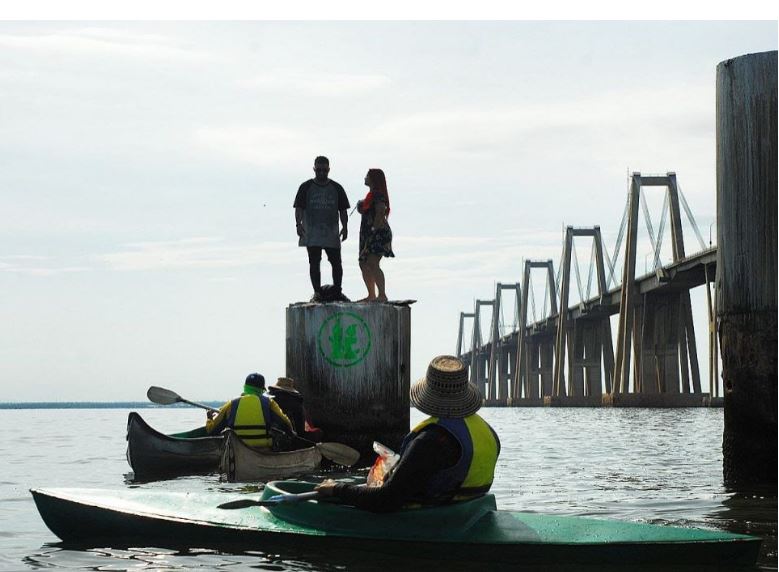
318, 312, 372, 367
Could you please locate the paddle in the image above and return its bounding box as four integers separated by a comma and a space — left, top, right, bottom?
147, 386, 220, 413
270, 427, 360, 467
217, 491, 321, 510
147, 386, 361, 467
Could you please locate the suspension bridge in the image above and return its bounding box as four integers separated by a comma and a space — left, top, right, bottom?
456, 171, 721, 407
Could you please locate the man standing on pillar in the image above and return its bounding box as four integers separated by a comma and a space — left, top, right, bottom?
294, 156, 350, 299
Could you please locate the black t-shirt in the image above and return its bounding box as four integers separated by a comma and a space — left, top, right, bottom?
293, 179, 350, 211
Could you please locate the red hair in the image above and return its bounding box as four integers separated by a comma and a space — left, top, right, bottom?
363, 168, 391, 216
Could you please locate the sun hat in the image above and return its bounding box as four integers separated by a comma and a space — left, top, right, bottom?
271, 377, 299, 394
410, 355, 483, 418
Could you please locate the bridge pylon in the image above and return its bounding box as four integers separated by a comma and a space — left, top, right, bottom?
470, 300, 495, 399
553, 226, 615, 398
613, 172, 702, 395
514, 260, 557, 401
487, 283, 521, 403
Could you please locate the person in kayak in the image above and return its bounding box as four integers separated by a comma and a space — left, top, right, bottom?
206, 373, 295, 450
316, 355, 500, 512
267, 377, 323, 441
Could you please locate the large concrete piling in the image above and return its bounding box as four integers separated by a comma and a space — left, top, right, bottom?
716, 51, 777, 485
286, 302, 411, 463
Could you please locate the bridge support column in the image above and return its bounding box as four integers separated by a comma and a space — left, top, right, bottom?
497, 344, 509, 402
516, 261, 557, 400
554, 226, 615, 398
614, 173, 702, 396
540, 335, 556, 397
717, 50, 777, 485
632, 292, 700, 393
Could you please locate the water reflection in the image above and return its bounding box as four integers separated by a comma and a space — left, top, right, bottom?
6, 408, 777, 571
22, 544, 765, 572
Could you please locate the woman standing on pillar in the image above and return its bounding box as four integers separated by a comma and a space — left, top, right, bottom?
357, 168, 394, 302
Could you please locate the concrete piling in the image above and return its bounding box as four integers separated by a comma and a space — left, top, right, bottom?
286, 302, 412, 463
716, 50, 777, 485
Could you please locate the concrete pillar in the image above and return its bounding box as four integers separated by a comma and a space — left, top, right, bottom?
716, 50, 778, 485
540, 337, 557, 397
498, 344, 509, 401
286, 302, 411, 462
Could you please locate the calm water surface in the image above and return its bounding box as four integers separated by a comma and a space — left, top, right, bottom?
0, 408, 775, 571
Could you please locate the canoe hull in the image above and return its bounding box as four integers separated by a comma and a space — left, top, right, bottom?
125, 412, 223, 480
30, 486, 761, 567
220, 430, 322, 482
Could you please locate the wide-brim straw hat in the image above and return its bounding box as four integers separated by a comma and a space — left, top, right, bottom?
410, 355, 482, 418
271, 377, 299, 394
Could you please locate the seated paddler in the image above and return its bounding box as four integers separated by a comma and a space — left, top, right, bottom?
206, 373, 295, 450
267, 377, 323, 441
315, 355, 500, 512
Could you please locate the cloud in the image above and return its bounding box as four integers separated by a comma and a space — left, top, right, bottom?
0, 255, 88, 276
0, 27, 209, 62
365, 85, 713, 157
391, 230, 565, 289
192, 125, 311, 167
98, 237, 299, 271
241, 71, 391, 97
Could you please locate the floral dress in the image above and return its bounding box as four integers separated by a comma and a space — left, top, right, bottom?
358, 197, 395, 262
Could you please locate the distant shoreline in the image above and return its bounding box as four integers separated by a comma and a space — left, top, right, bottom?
0, 402, 224, 410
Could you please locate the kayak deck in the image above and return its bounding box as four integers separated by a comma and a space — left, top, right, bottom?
30, 484, 761, 566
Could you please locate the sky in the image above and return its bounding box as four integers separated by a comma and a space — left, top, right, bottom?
0, 21, 776, 401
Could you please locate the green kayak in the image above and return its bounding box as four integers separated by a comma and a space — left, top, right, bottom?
30, 481, 760, 566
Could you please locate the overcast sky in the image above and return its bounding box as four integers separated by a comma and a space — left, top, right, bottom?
0, 21, 776, 401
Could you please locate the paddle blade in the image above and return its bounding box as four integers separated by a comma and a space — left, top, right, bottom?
147, 386, 182, 406
217, 491, 320, 510
316, 442, 361, 467
217, 499, 269, 510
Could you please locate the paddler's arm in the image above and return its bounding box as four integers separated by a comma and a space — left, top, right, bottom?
317, 426, 460, 513
205, 401, 233, 434
268, 399, 295, 434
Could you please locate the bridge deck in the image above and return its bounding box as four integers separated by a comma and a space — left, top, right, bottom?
461, 247, 716, 360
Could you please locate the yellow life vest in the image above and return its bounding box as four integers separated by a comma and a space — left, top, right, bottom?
402, 413, 499, 502
231, 394, 272, 448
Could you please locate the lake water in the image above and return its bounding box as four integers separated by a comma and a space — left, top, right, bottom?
0, 407, 775, 571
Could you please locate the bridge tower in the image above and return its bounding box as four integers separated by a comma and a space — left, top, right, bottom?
514, 260, 557, 401
455, 311, 474, 358
469, 300, 495, 399
553, 226, 615, 398
613, 172, 702, 395
487, 283, 521, 403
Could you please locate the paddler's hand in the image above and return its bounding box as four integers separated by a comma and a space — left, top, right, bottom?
314, 478, 338, 497
206, 410, 217, 420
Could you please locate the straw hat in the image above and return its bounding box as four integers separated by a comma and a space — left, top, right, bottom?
410, 355, 482, 418
271, 377, 299, 394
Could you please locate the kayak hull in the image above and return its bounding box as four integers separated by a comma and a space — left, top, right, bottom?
125, 412, 223, 480
220, 429, 322, 482
30, 484, 761, 566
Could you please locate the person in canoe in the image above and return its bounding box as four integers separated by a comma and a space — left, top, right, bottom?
267, 377, 323, 442
206, 373, 296, 450
315, 355, 500, 512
